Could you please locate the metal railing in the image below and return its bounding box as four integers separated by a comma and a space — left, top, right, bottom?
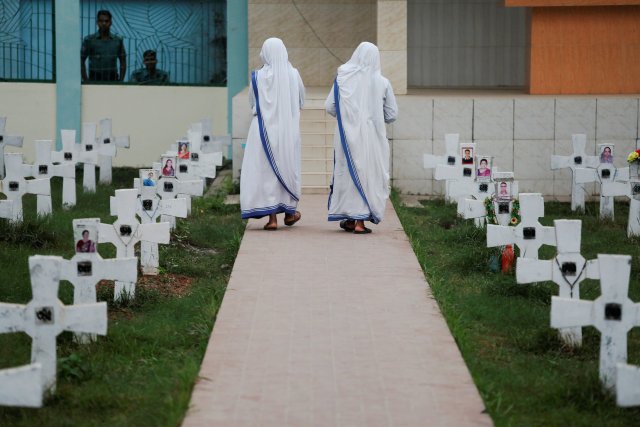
0, 0, 55, 82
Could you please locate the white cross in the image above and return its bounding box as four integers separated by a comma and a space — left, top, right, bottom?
99, 189, 170, 300
616, 363, 640, 407
125, 177, 188, 275
434, 141, 477, 203
25, 140, 75, 215
97, 118, 130, 185
0, 363, 44, 408
0, 153, 50, 222
516, 220, 597, 346
601, 180, 640, 237
574, 145, 627, 220
487, 193, 556, 259
459, 172, 519, 227
51, 128, 99, 206
0, 117, 24, 179
190, 119, 231, 155
551, 254, 640, 390
186, 128, 223, 180
80, 122, 100, 193
551, 134, 599, 212
424, 134, 459, 202
152, 161, 203, 228
452, 180, 496, 228
0, 255, 107, 392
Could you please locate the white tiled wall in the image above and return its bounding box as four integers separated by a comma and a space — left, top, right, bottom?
392, 96, 640, 198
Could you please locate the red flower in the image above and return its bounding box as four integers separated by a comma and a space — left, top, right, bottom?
635, 149, 640, 155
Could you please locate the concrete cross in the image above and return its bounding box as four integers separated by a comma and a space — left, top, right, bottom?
0, 117, 24, 179
0, 153, 50, 222
487, 193, 556, 259
0, 256, 107, 392
516, 220, 597, 346
574, 144, 628, 220
80, 122, 100, 193
0, 363, 44, 408
434, 141, 476, 203
551, 134, 599, 212
616, 363, 640, 407
459, 172, 519, 227
186, 128, 223, 180
551, 254, 640, 390
424, 134, 459, 202
122, 178, 188, 275
452, 180, 496, 228
152, 161, 204, 228
601, 180, 640, 237
99, 189, 170, 300
25, 140, 75, 214
51, 128, 99, 206
97, 118, 130, 185
191, 119, 230, 155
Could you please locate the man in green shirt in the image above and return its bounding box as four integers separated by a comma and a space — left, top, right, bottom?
131, 50, 170, 85
81, 10, 126, 82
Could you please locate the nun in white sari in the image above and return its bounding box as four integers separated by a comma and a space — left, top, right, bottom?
240, 38, 305, 230
325, 42, 398, 234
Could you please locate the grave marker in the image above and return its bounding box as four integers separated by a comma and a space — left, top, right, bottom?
26, 140, 75, 215
487, 193, 556, 259
0, 153, 50, 222
616, 363, 640, 407
97, 118, 130, 184
0, 256, 107, 392
601, 180, 640, 237
516, 220, 597, 346
434, 141, 477, 203
0, 117, 24, 179
99, 189, 170, 299
551, 134, 599, 211
424, 134, 460, 203
459, 171, 519, 227
551, 254, 640, 390
51, 128, 99, 206
0, 363, 43, 408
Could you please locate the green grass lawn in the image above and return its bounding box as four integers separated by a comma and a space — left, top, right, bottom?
0, 168, 245, 426
392, 193, 640, 427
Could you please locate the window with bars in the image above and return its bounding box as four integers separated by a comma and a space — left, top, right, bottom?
0, 0, 55, 82
81, 0, 227, 86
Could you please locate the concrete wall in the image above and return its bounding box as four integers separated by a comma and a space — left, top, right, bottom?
390, 94, 640, 198
2, 83, 227, 167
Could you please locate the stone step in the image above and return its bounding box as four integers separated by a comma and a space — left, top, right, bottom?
302, 171, 332, 187
301, 133, 334, 147
301, 145, 334, 159
302, 185, 330, 194
302, 158, 333, 173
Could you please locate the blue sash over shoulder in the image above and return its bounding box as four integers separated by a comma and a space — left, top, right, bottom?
250, 70, 299, 203
330, 79, 379, 224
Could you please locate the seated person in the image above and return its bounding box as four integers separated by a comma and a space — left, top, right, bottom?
131, 50, 169, 85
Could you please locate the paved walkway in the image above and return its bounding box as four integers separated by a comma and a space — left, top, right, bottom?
183, 195, 492, 427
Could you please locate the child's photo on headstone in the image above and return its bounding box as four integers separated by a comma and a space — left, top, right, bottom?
141, 169, 157, 186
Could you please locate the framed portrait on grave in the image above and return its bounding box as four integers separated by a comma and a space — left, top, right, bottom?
461, 146, 474, 165
140, 169, 157, 187
476, 156, 492, 182
599, 144, 614, 164
497, 181, 511, 201
161, 156, 176, 177
73, 218, 99, 254
177, 140, 190, 160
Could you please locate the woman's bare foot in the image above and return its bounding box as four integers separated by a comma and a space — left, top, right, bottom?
353, 220, 372, 234
284, 211, 301, 226
263, 214, 277, 230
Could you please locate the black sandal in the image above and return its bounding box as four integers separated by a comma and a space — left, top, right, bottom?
353, 227, 372, 234
339, 220, 355, 232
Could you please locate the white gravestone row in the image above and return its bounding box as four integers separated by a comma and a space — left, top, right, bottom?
0, 256, 108, 405
516, 220, 592, 346
152, 161, 204, 229
99, 189, 170, 300
551, 254, 640, 391
487, 193, 556, 260
574, 144, 628, 220
423, 134, 460, 203
0, 117, 24, 179
459, 171, 519, 228
0, 153, 50, 222
52, 128, 99, 205
191, 119, 232, 156
551, 134, 599, 212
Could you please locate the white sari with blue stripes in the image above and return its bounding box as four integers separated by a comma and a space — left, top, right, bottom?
325, 42, 398, 224
240, 38, 304, 219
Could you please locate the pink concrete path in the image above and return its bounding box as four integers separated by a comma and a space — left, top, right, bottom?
183, 195, 492, 427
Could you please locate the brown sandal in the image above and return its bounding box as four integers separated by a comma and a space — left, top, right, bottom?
284, 211, 301, 226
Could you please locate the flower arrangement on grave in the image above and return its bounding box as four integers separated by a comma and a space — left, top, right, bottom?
627, 149, 640, 163
484, 197, 520, 226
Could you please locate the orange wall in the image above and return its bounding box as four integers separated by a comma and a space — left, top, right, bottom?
506, 0, 640, 6
529, 6, 640, 94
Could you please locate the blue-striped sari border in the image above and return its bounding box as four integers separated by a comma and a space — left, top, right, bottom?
241, 203, 296, 219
